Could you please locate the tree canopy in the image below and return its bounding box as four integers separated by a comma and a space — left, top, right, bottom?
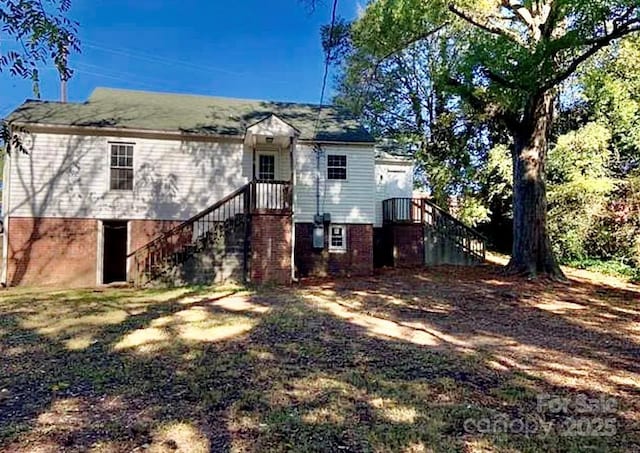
0, 0, 79, 93
0, 0, 79, 151
328, 0, 640, 278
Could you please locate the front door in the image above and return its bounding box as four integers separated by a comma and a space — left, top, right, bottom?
256, 152, 281, 210
103, 221, 128, 283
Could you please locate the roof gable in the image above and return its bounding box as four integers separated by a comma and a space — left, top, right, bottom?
245, 114, 300, 137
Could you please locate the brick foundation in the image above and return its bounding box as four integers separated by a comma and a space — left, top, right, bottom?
390, 224, 424, 267
7, 217, 98, 287
6, 217, 186, 287
129, 219, 183, 252
250, 214, 292, 285
294, 223, 373, 278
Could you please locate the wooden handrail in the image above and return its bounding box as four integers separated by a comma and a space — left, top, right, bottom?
128, 180, 293, 258
128, 179, 293, 285
127, 183, 252, 258
421, 198, 488, 242
382, 197, 487, 241
382, 197, 486, 262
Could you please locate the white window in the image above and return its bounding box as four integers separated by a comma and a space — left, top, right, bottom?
109, 143, 134, 190
329, 225, 347, 253
327, 155, 347, 180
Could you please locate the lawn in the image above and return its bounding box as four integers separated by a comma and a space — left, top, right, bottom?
0, 262, 639, 452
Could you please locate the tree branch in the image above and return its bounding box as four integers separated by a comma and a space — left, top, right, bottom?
501, 0, 537, 33
449, 3, 526, 46
445, 76, 519, 131
542, 22, 640, 91
482, 67, 521, 90
374, 22, 449, 68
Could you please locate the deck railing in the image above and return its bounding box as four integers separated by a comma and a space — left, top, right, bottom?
382, 197, 486, 262
252, 179, 292, 212
129, 179, 292, 285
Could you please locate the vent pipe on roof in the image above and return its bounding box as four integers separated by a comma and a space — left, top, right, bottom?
60, 79, 68, 103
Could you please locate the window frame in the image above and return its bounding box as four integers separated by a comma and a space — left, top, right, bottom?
109, 142, 135, 191
329, 224, 347, 253
327, 154, 347, 181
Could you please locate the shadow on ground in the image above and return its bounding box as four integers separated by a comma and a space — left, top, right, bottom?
0, 265, 639, 452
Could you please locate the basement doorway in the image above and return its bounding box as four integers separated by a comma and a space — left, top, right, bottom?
103, 221, 128, 284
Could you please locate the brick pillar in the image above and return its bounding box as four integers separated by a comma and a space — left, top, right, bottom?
250, 214, 292, 284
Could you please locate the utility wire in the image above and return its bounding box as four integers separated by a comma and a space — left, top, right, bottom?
313, 0, 339, 217
83, 41, 248, 77
313, 0, 339, 135
82, 40, 292, 84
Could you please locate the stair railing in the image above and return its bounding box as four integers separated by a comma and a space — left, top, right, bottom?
382, 197, 487, 262
128, 179, 293, 286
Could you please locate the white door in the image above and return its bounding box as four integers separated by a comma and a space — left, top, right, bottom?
385, 167, 412, 220
257, 151, 278, 181
256, 151, 281, 209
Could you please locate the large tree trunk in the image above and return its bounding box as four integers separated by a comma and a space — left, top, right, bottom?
506, 91, 565, 279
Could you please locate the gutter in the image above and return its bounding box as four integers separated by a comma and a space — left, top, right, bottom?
290, 137, 298, 283
9, 121, 376, 147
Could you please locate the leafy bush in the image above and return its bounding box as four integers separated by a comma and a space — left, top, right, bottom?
565, 258, 640, 282
547, 123, 615, 262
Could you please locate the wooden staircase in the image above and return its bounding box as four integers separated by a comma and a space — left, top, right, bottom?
382, 198, 486, 265
128, 180, 291, 286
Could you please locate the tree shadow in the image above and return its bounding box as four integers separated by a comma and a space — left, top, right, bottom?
1, 267, 639, 451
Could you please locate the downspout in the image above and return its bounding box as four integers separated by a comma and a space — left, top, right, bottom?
315, 144, 321, 217
1, 127, 13, 286
290, 136, 298, 282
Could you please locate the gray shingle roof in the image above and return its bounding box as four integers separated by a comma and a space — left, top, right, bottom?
7, 88, 375, 143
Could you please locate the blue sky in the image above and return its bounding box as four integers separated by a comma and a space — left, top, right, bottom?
0, 0, 361, 118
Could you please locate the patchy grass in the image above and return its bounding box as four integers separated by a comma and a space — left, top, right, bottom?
0, 266, 639, 452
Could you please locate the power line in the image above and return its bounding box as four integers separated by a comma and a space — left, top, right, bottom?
81, 40, 292, 84
74, 62, 181, 90
82, 41, 247, 76
42, 65, 159, 89
314, 0, 339, 217
313, 0, 339, 134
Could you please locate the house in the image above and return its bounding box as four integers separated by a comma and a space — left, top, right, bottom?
2, 88, 483, 287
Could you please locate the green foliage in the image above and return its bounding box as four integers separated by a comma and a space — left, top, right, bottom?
582, 36, 640, 174
0, 0, 79, 152
332, 26, 487, 217
352, 0, 640, 123
0, 0, 79, 88
327, 0, 640, 271
547, 123, 614, 262
585, 171, 640, 266
548, 123, 612, 182
455, 196, 489, 228
565, 258, 640, 282
480, 144, 512, 213
476, 122, 638, 268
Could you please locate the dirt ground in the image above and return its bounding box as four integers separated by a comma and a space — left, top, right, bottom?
0, 262, 638, 452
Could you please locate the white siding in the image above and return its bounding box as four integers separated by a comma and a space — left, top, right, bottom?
8, 132, 253, 220
293, 144, 376, 224
374, 160, 414, 227
7, 130, 374, 225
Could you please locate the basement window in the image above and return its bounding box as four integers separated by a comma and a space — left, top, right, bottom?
327, 155, 347, 180
329, 225, 347, 253
109, 143, 134, 191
